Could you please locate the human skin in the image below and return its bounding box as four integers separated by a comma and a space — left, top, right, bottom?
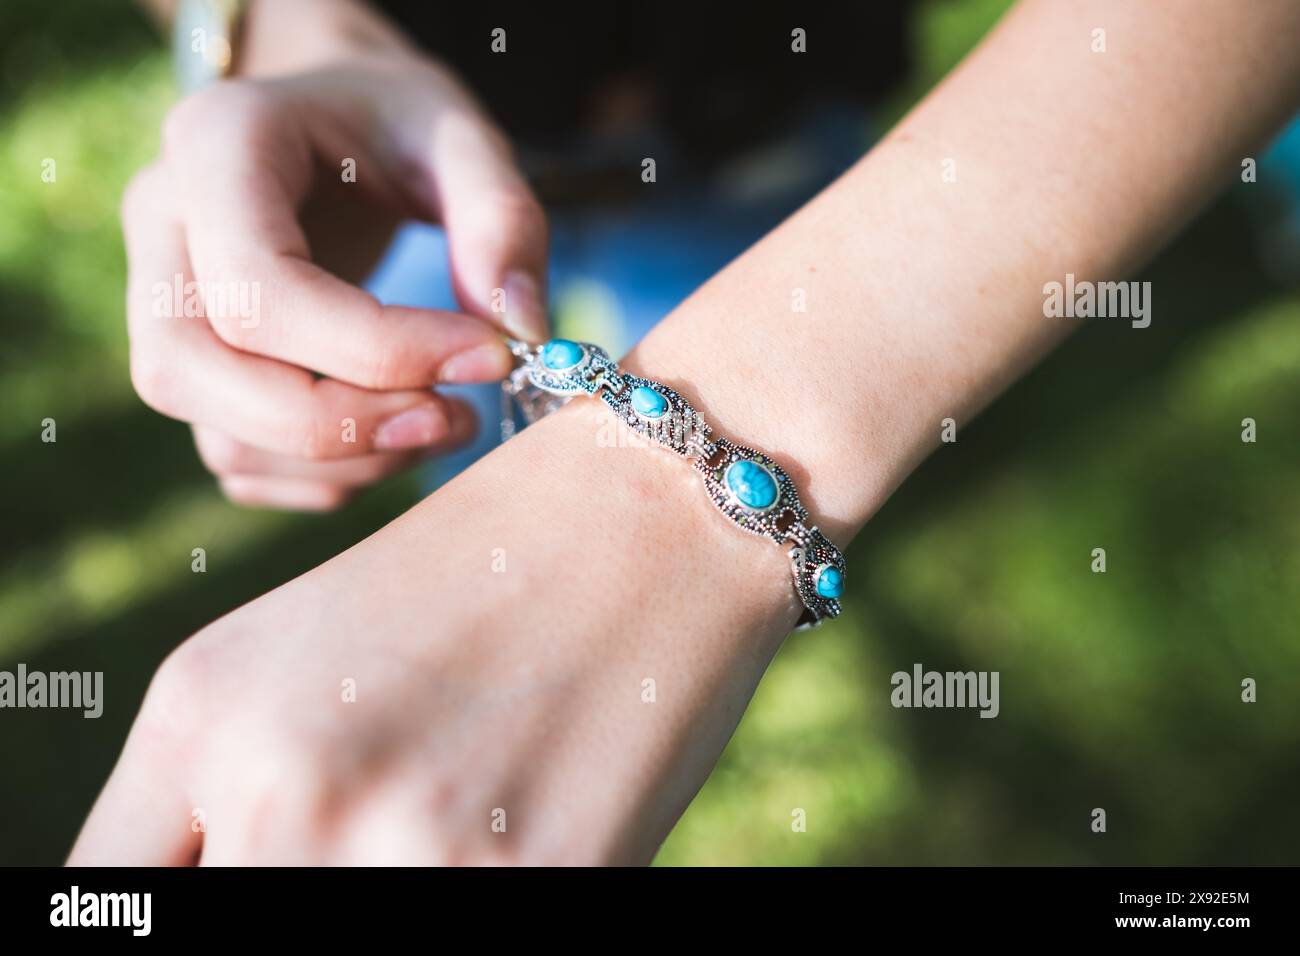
73, 1, 1300, 864
127, 0, 550, 510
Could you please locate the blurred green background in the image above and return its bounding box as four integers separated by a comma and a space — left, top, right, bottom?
2, 0, 1297, 866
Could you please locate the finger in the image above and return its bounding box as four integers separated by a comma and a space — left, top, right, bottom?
123, 181, 472, 460
197, 428, 420, 489
218, 475, 358, 512
192, 742, 327, 867
69, 748, 200, 866
161, 83, 512, 389
192, 397, 476, 484
427, 110, 550, 343
68, 698, 201, 866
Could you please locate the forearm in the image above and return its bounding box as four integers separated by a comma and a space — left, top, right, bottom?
626, 0, 1300, 545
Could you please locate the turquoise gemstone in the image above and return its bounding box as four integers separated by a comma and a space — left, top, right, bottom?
541, 339, 585, 371
815, 565, 844, 599
630, 385, 668, 419
724, 459, 779, 510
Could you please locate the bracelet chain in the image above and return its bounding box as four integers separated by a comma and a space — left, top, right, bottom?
503, 337, 846, 629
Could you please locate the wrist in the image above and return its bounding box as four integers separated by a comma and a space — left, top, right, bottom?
621, 284, 893, 550
416, 393, 802, 649
235, 0, 417, 78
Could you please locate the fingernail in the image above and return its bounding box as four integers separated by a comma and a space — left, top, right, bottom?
373, 405, 447, 450
439, 343, 512, 383
503, 270, 549, 343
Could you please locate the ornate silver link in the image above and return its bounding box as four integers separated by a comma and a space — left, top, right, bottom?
783, 520, 814, 550
686, 431, 717, 461
786, 525, 845, 629
505, 336, 540, 362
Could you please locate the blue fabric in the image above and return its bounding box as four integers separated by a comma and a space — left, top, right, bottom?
1260, 115, 1300, 204
1234, 112, 1300, 283
364, 107, 873, 492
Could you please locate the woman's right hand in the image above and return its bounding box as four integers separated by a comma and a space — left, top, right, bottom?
124, 16, 549, 510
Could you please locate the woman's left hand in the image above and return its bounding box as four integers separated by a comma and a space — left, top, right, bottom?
69, 399, 796, 865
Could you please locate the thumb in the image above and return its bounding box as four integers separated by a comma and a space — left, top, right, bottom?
432, 112, 550, 343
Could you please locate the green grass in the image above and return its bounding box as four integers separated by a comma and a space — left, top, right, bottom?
2, 0, 1298, 865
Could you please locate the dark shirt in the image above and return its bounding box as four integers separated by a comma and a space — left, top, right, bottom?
372, 4, 913, 170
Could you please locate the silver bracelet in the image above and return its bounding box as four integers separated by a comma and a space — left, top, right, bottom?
503, 337, 846, 630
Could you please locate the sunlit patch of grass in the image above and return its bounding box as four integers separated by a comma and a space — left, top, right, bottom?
0, 54, 170, 445
0, 486, 289, 661
0, 55, 169, 335
656, 618, 913, 865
